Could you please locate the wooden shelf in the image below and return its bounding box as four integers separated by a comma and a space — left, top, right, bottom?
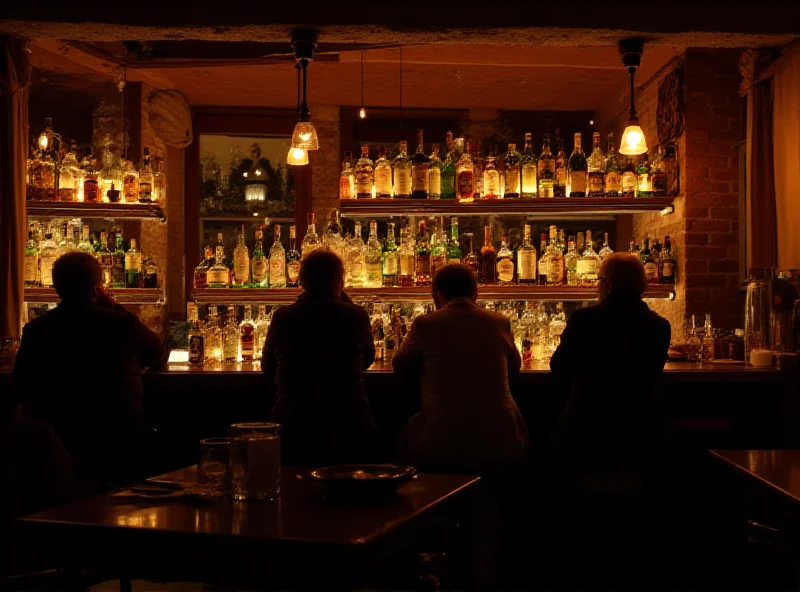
26, 201, 166, 221
339, 197, 675, 219
194, 285, 675, 304
25, 288, 165, 305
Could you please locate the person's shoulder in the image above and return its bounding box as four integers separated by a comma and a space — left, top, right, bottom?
647, 308, 672, 334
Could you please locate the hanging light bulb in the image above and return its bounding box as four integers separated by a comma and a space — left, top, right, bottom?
618, 39, 649, 156
290, 29, 319, 151
359, 107, 366, 119
287, 147, 309, 166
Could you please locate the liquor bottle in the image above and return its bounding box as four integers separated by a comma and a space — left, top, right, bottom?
480, 226, 497, 285
345, 221, 366, 288
122, 159, 138, 203
99, 135, 115, 201
110, 232, 126, 288
517, 224, 537, 284
604, 135, 622, 197
520, 134, 538, 198
322, 209, 346, 262
546, 226, 564, 286
440, 132, 457, 199
496, 235, 514, 285
641, 238, 657, 283
254, 305, 269, 359
354, 145, 373, 199
578, 230, 600, 286
96, 231, 113, 286
650, 145, 668, 197
232, 225, 250, 287
188, 318, 205, 365
269, 224, 286, 288
568, 133, 588, 197
32, 148, 57, 201
125, 238, 142, 288
151, 151, 165, 202
207, 244, 230, 288
659, 236, 676, 284
621, 157, 637, 197
392, 141, 412, 198
447, 217, 462, 263
411, 129, 430, 199
58, 142, 79, 202
598, 232, 614, 260
587, 132, 606, 197
286, 225, 301, 287
339, 151, 355, 200
398, 227, 416, 287
463, 232, 479, 277
636, 157, 652, 198
251, 227, 268, 287
414, 221, 431, 287
565, 238, 579, 286
240, 306, 256, 363
138, 148, 154, 203
365, 220, 383, 288
429, 220, 447, 280
301, 213, 321, 257
553, 131, 567, 197
24, 231, 39, 287
374, 146, 393, 198
482, 156, 501, 199
537, 233, 549, 285
503, 143, 521, 198
223, 312, 239, 364
538, 134, 555, 198
428, 144, 442, 199
205, 309, 223, 363
39, 232, 57, 287
83, 160, 100, 203
455, 141, 475, 203
194, 246, 213, 289
77, 225, 94, 254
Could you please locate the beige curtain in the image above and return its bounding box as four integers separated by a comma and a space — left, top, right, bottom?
746, 79, 777, 269
771, 45, 800, 271
0, 36, 30, 339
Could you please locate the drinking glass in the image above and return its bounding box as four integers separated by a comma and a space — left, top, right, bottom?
228, 422, 281, 501
198, 437, 229, 491
745, 278, 771, 363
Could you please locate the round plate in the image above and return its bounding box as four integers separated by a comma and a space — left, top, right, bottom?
309, 464, 417, 498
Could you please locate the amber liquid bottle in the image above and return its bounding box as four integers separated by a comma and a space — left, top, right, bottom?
480, 226, 497, 285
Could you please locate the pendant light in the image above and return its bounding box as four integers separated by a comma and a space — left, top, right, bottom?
290, 28, 319, 151
287, 62, 309, 165
359, 51, 366, 119
618, 39, 648, 156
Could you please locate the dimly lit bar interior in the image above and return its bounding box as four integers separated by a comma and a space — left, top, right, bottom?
1, 5, 800, 590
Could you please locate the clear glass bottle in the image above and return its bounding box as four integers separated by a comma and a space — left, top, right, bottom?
392, 141, 412, 198
411, 129, 430, 199
112, 231, 126, 288
354, 145, 373, 199
482, 156, 501, 199
496, 235, 515, 285
365, 220, 383, 288
537, 134, 555, 198
604, 134, 622, 197
373, 146, 393, 198
254, 305, 269, 359
339, 151, 355, 200
39, 232, 57, 287
206, 244, 230, 288
464, 232, 479, 277
568, 133, 588, 197
546, 225, 564, 285
622, 157, 637, 197
537, 233, 549, 285
517, 224, 537, 284
205, 308, 223, 363
125, 238, 142, 288
240, 306, 256, 363
455, 141, 475, 202
429, 220, 447, 281
269, 224, 286, 288
520, 133, 538, 198
382, 222, 399, 287
286, 225, 301, 287
650, 145, 668, 196
503, 143, 521, 198
322, 209, 346, 262
346, 221, 367, 288
414, 221, 431, 287
301, 212, 321, 258
122, 159, 139, 203
472, 143, 484, 199
194, 245, 213, 289
578, 230, 600, 286
636, 157, 652, 198
138, 148, 154, 203
251, 227, 268, 287
77, 224, 94, 254
223, 311, 240, 364
151, 151, 165, 202
565, 238, 579, 286
587, 132, 606, 197
428, 144, 442, 199
440, 132, 456, 200
58, 142, 80, 202
24, 230, 39, 287
232, 225, 250, 287
553, 131, 567, 197
480, 225, 497, 285
599, 232, 614, 260
398, 226, 416, 287
83, 160, 100, 203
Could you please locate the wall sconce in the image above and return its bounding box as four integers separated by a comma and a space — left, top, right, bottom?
618, 39, 649, 156
37, 117, 61, 156
243, 143, 267, 202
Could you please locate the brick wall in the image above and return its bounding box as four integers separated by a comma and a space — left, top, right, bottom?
309, 104, 340, 233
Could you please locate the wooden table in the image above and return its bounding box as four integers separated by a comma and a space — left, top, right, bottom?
711, 450, 800, 503
18, 466, 480, 590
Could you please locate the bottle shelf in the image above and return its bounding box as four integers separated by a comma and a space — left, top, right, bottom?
26, 201, 167, 222
25, 288, 165, 305
193, 285, 675, 305
339, 197, 675, 219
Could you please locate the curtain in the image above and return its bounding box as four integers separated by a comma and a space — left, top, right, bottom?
771, 45, 800, 271
0, 36, 30, 340
745, 79, 777, 269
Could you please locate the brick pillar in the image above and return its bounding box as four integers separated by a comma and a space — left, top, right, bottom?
308, 104, 340, 234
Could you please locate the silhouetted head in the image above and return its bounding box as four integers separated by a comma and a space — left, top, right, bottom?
52, 251, 104, 304
432, 263, 479, 309
597, 253, 648, 303
299, 249, 345, 297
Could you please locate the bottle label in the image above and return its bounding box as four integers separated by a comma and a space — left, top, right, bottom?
547, 258, 564, 283
518, 251, 537, 280
252, 257, 268, 284
538, 160, 554, 181
366, 263, 383, 286
504, 169, 520, 195
497, 258, 515, 282
234, 257, 249, 284
428, 169, 441, 197
412, 164, 429, 193
394, 169, 412, 197
605, 172, 622, 194
484, 172, 500, 197
400, 254, 415, 276
644, 262, 657, 281
269, 259, 286, 287
193, 270, 207, 289
588, 172, 605, 195
287, 260, 300, 283
24, 255, 38, 283
457, 171, 474, 200
125, 253, 141, 271
638, 174, 651, 193
555, 166, 567, 186
415, 254, 430, 276
240, 326, 255, 360
206, 269, 229, 285
652, 172, 668, 196
622, 172, 637, 195
522, 165, 537, 194
661, 261, 674, 280
374, 168, 392, 197
188, 335, 205, 365
383, 255, 398, 275
339, 177, 354, 199
569, 171, 587, 194
576, 259, 597, 277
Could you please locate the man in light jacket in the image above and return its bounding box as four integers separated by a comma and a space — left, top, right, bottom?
393, 264, 530, 473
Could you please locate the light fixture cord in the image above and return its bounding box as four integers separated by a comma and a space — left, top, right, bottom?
360, 50, 365, 109
295, 62, 301, 113
302, 60, 308, 110
628, 66, 637, 119
399, 47, 403, 131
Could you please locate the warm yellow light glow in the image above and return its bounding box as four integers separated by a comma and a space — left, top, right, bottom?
359, 107, 366, 119
619, 121, 648, 155
287, 147, 309, 166
291, 121, 319, 150
38, 134, 48, 150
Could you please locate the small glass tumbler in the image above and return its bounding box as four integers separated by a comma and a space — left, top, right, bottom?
198, 437, 230, 491
228, 422, 281, 501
